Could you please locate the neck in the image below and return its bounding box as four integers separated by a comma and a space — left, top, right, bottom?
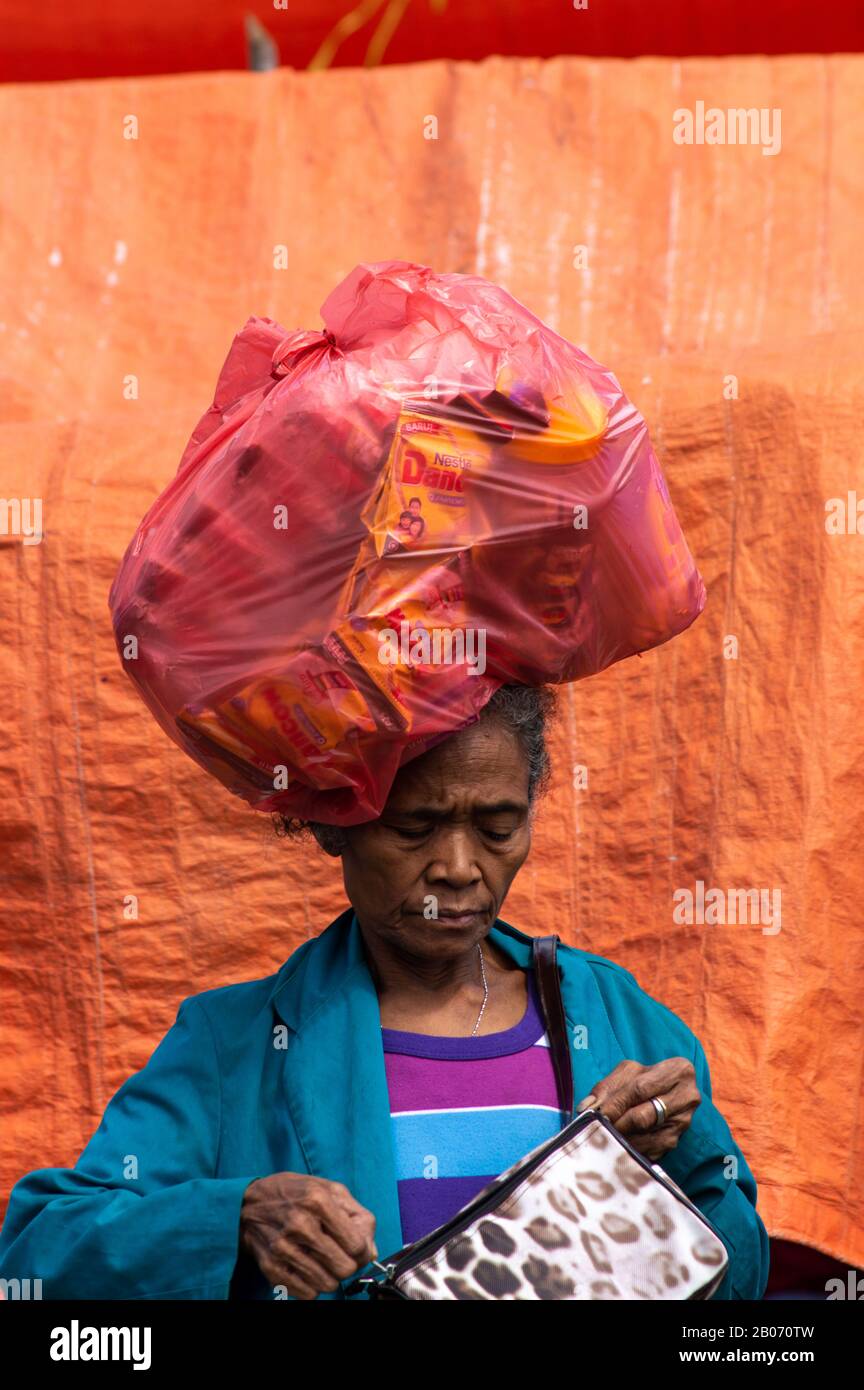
359, 925, 487, 999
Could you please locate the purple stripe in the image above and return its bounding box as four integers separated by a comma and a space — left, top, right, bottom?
396, 1175, 499, 1246
383, 1044, 560, 1112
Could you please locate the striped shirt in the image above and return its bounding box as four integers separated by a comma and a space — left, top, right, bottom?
381, 966, 566, 1246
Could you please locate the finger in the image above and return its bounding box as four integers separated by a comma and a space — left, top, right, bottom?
587, 1063, 649, 1121
624, 1058, 692, 1103
328, 1179, 378, 1224
615, 1101, 675, 1138
576, 1060, 641, 1114
300, 1224, 372, 1281
272, 1237, 343, 1295
261, 1249, 321, 1300
308, 1184, 377, 1260
277, 1268, 320, 1300
324, 1207, 377, 1262
623, 1128, 679, 1162
592, 1059, 688, 1122
614, 1078, 698, 1137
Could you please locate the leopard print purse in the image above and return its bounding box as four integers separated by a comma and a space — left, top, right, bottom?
348, 935, 729, 1301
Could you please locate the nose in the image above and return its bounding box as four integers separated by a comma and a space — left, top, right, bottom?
426, 827, 483, 891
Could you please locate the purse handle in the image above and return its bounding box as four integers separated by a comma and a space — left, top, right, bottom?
532, 934, 575, 1122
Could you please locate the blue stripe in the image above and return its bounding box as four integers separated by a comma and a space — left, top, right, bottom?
389, 1104, 563, 1180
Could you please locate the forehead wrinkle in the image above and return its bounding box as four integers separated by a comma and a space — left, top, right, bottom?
384, 721, 530, 812
385, 797, 529, 819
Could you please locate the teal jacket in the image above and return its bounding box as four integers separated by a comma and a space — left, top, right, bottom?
0, 908, 769, 1300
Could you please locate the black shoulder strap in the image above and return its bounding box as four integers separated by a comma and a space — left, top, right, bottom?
532, 934, 574, 1122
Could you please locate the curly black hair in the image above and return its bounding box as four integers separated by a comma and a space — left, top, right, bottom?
272, 682, 557, 854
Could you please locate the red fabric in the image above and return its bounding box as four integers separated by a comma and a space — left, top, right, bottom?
0, 0, 862, 84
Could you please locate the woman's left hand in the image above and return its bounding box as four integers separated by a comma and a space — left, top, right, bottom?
576, 1058, 701, 1161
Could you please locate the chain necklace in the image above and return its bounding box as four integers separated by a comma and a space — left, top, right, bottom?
470, 942, 489, 1036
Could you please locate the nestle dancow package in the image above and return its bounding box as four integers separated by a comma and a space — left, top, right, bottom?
108, 260, 706, 824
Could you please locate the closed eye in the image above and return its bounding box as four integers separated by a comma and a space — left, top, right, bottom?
385, 823, 519, 843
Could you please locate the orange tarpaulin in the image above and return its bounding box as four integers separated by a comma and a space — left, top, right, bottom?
0, 54, 862, 1271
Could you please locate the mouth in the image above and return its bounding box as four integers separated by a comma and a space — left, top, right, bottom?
413, 907, 489, 926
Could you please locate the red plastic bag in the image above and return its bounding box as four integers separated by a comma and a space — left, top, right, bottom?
108, 260, 706, 824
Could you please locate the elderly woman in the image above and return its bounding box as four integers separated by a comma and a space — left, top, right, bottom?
0, 684, 769, 1301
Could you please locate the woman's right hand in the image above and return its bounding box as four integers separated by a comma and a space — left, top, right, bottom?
239, 1173, 378, 1300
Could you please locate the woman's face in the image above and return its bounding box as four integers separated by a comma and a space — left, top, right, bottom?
337, 716, 533, 962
